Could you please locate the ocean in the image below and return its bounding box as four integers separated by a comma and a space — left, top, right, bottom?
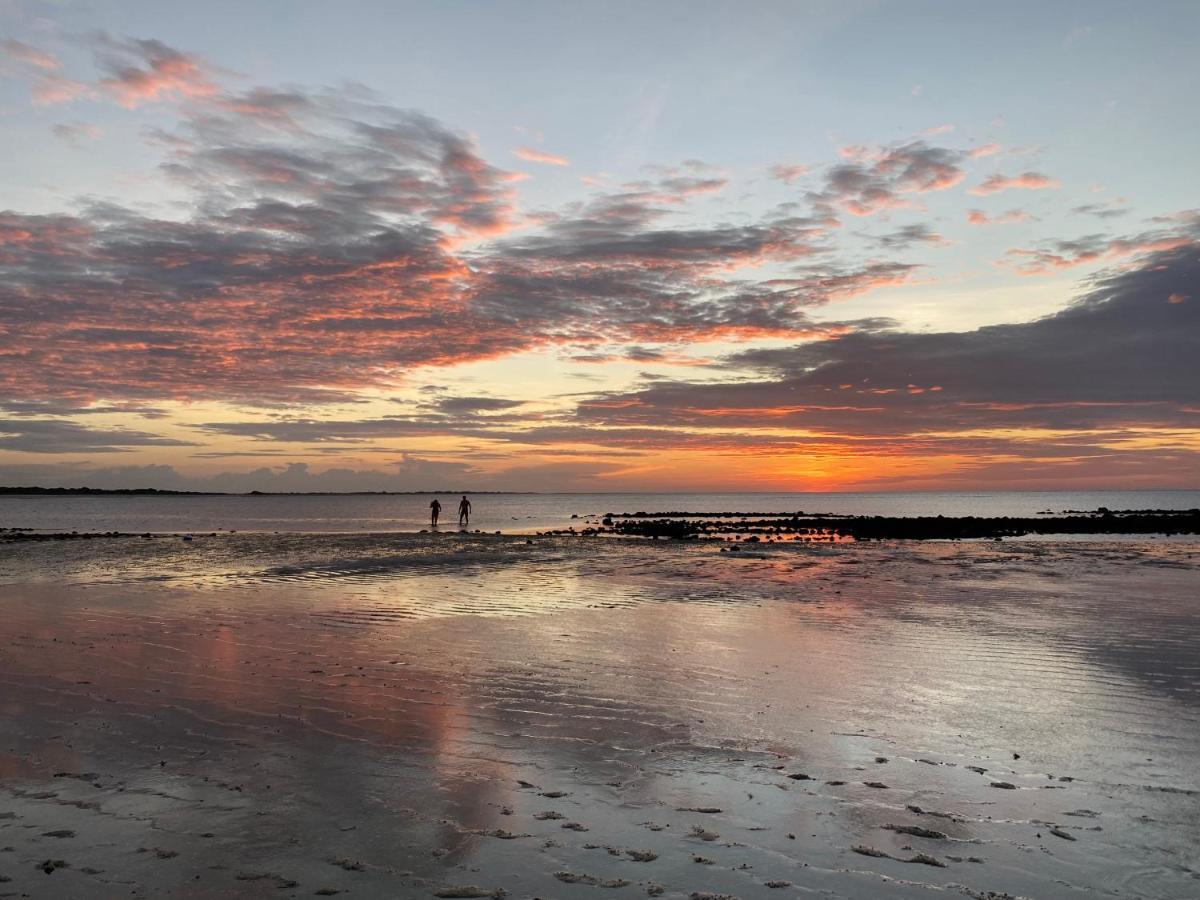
1, 489, 1197, 535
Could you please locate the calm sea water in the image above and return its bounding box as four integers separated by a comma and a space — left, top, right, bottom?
1, 490, 1197, 535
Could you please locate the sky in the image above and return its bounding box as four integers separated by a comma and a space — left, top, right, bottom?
0, 0, 1197, 492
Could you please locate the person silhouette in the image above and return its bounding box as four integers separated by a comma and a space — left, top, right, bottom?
429, 498, 441, 527
458, 495, 471, 527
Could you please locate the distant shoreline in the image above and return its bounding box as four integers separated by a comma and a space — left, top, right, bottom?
1, 486, 1197, 497
0, 487, 531, 496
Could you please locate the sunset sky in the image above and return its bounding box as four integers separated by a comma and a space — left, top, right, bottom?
1, 0, 1197, 491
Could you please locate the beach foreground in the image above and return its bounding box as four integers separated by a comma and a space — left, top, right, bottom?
1, 535, 1198, 898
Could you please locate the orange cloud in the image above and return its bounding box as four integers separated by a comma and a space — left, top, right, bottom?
513, 146, 570, 166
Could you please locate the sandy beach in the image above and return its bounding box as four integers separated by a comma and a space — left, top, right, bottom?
1, 534, 1198, 898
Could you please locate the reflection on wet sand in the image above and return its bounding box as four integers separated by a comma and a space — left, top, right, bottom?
1, 536, 1198, 897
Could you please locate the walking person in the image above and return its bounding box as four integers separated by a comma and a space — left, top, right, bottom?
429, 497, 441, 527
457, 495, 472, 528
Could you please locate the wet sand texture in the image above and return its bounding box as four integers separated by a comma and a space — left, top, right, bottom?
1, 535, 1198, 897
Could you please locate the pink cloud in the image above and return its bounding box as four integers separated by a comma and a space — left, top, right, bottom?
1000, 235, 1193, 275
1168, 293, 1188, 304
513, 146, 570, 166
967, 208, 1031, 226
97, 38, 219, 108
969, 171, 1059, 196
2, 39, 60, 71
769, 163, 809, 183
968, 142, 1002, 159
52, 122, 102, 146
32, 75, 90, 105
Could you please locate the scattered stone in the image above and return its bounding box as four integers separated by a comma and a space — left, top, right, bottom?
966, 766, 988, 774
764, 880, 792, 888
853, 845, 945, 867
329, 857, 365, 871
884, 824, 947, 840
553, 871, 631, 887
677, 806, 723, 813
39, 858, 69, 874
138, 846, 179, 859
908, 852, 947, 867
852, 845, 889, 858
689, 825, 719, 841
786, 773, 812, 781
561, 822, 588, 832
990, 781, 1017, 790
533, 811, 565, 820
1048, 827, 1077, 841
433, 887, 506, 899
863, 781, 889, 789
540, 790, 570, 798
693, 855, 714, 864
626, 849, 658, 862
236, 873, 299, 888
42, 830, 76, 838
905, 804, 962, 821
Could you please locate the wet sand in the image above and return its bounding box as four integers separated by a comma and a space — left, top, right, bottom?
1, 535, 1198, 898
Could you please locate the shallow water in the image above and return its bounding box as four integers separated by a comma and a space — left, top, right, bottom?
3, 488, 1199, 535
1, 535, 1198, 898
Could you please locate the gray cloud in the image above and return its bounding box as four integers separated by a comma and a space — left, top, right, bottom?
0, 419, 195, 453
568, 245, 1200, 437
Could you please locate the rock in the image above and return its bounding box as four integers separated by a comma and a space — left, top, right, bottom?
884, 824, 947, 840
908, 852, 946, 867
553, 871, 630, 887
852, 845, 888, 858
